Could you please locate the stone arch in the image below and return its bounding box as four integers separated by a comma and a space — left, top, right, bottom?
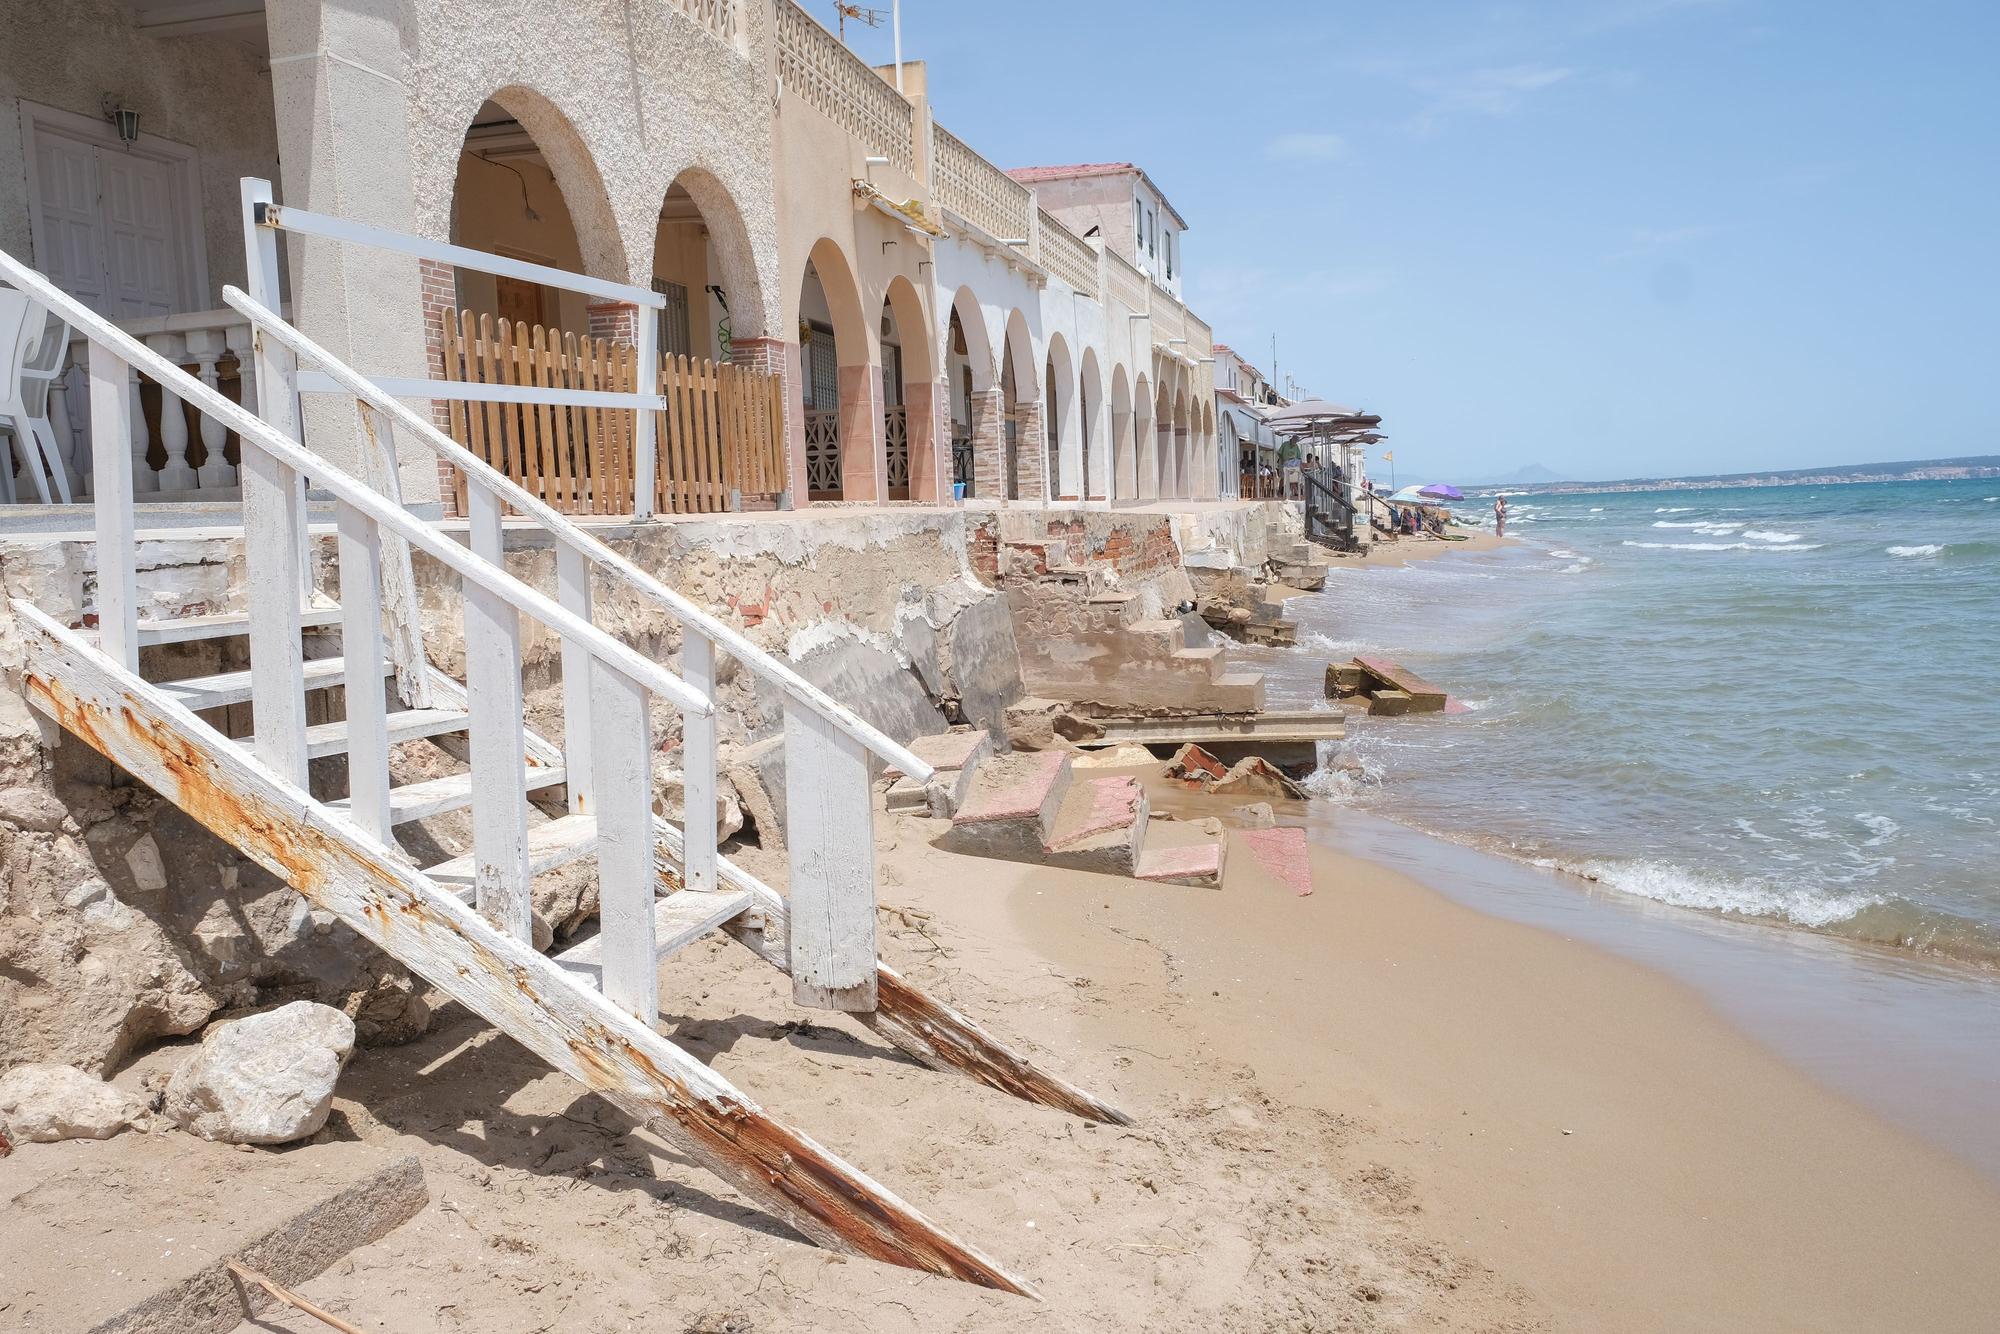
797, 237, 875, 500
448, 85, 629, 286
1079, 348, 1105, 501
656, 164, 769, 347
1044, 331, 1076, 500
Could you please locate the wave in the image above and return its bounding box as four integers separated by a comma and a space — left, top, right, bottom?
1887, 544, 1943, 557
1655, 506, 1694, 513
1566, 857, 1884, 930
1743, 529, 1802, 543
1623, 540, 1822, 552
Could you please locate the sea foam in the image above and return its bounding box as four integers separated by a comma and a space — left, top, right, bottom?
1888, 544, 1943, 557
1623, 540, 1822, 552
1573, 858, 1883, 929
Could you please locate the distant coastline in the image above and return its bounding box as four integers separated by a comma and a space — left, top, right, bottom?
1476, 454, 2000, 495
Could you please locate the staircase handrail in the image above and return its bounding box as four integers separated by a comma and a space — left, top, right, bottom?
223, 286, 933, 783
0, 251, 710, 723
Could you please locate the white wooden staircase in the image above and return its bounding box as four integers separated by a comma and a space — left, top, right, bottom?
0, 192, 1129, 1296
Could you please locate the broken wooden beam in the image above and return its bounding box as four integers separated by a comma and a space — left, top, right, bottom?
18, 606, 1035, 1298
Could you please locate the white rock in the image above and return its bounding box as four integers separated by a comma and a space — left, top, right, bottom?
0, 1063, 148, 1142
164, 1001, 355, 1145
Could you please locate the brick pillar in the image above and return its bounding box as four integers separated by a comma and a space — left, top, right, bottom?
969, 385, 1004, 502
783, 340, 807, 504
1014, 400, 1047, 503
732, 335, 793, 504
419, 259, 460, 515
836, 363, 885, 502
905, 378, 947, 503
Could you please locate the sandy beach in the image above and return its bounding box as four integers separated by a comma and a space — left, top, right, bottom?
10, 762, 1996, 1332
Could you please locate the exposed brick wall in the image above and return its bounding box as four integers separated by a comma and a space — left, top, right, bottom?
1013, 401, 1047, 502
967, 515, 1001, 586
587, 300, 641, 348
989, 512, 1184, 590
969, 387, 1004, 500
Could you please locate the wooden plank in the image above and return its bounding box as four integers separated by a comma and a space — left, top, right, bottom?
441, 309, 470, 515
781, 696, 878, 1012
685, 835, 1131, 1126
86, 341, 138, 672
700, 357, 722, 513
425, 811, 598, 887
328, 763, 567, 826
555, 888, 755, 989
474, 314, 507, 486
330, 504, 384, 844
15, 605, 1033, 1297
722, 362, 741, 508
633, 306, 658, 519
667, 353, 691, 514
679, 631, 718, 897
356, 402, 431, 709
556, 543, 594, 815
529, 323, 558, 509
588, 660, 657, 1022
612, 341, 634, 515
241, 445, 309, 787
464, 484, 533, 942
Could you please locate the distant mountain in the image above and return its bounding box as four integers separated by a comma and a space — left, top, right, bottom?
1471, 463, 1569, 487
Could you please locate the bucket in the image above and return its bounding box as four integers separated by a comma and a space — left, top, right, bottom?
952, 482, 967, 503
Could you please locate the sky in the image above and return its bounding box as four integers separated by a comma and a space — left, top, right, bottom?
835, 0, 2000, 483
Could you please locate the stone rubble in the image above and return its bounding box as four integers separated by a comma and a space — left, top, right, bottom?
0, 1062, 149, 1142
163, 1001, 355, 1145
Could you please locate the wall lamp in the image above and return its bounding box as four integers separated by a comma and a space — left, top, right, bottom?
102, 96, 140, 147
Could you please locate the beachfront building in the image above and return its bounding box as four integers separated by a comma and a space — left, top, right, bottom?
0, 0, 1224, 516
1214, 343, 1278, 499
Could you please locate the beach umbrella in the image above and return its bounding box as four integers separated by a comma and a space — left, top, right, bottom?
1388, 485, 1428, 503
1419, 484, 1464, 501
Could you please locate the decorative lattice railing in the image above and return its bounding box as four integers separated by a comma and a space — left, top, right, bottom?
669, 0, 738, 44
1105, 247, 1151, 313
775, 0, 915, 172
1038, 209, 1098, 298
1147, 282, 1187, 346
933, 125, 1032, 243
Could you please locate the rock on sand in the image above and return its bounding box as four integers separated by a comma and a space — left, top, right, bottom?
0, 1063, 149, 1142
164, 1001, 355, 1145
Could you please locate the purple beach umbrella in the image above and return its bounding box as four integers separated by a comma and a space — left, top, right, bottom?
1418, 484, 1464, 501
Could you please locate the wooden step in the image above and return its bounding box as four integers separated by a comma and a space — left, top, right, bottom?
327, 762, 567, 826
244, 707, 471, 761
553, 888, 757, 991
135, 605, 343, 646
426, 811, 600, 888
157, 654, 384, 712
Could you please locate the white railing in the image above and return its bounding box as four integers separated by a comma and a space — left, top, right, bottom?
241, 182, 931, 1010
1038, 210, 1098, 299
932, 125, 1031, 245
775, 0, 915, 173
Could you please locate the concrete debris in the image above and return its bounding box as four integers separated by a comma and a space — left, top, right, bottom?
1003, 697, 1098, 752
164, 1001, 355, 1145
1166, 743, 1228, 786
0, 1062, 149, 1142
1070, 743, 1159, 769
656, 768, 747, 845
1210, 757, 1308, 800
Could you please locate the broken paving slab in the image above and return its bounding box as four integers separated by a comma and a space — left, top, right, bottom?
0, 1134, 424, 1334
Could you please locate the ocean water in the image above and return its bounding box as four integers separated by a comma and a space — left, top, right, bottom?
1245, 479, 2000, 967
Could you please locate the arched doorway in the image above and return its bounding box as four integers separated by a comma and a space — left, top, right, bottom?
1079, 349, 1104, 501
1001, 309, 1038, 501
796, 238, 871, 501
1044, 332, 1074, 500
946, 288, 996, 500
880, 276, 935, 501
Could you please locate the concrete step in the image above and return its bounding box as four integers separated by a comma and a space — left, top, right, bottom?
1211, 670, 1267, 714
1172, 645, 1226, 680
885, 728, 994, 816
936, 750, 1073, 860
1084, 589, 1143, 631
1135, 839, 1226, 888
1043, 775, 1149, 876
1125, 618, 1187, 657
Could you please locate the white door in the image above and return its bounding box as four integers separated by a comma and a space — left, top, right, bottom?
29, 119, 198, 319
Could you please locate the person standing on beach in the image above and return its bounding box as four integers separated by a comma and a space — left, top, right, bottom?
1495, 494, 1508, 536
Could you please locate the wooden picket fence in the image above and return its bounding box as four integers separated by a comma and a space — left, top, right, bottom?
438, 310, 785, 516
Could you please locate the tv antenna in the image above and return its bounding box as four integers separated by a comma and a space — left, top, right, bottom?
834, 3, 886, 41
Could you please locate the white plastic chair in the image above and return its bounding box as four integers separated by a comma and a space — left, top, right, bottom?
0, 287, 75, 505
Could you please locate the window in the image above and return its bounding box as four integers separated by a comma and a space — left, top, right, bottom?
1164, 230, 1174, 281
1134, 198, 1143, 248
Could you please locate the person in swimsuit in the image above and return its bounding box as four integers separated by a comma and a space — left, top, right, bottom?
1495, 494, 1508, 536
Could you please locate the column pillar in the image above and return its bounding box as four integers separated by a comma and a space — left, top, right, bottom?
905, 378, 947, 502
1014, 400, 1047, 503
836, 363, 885, 501
969, 385, 1004, 502
266, 0, 437, 507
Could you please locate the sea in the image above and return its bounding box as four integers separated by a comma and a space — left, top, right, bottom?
1253, 479, 2000, 965
1237, 478, 2000, 1174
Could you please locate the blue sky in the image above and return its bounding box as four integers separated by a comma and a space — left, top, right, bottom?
837, 0, 1999, 483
